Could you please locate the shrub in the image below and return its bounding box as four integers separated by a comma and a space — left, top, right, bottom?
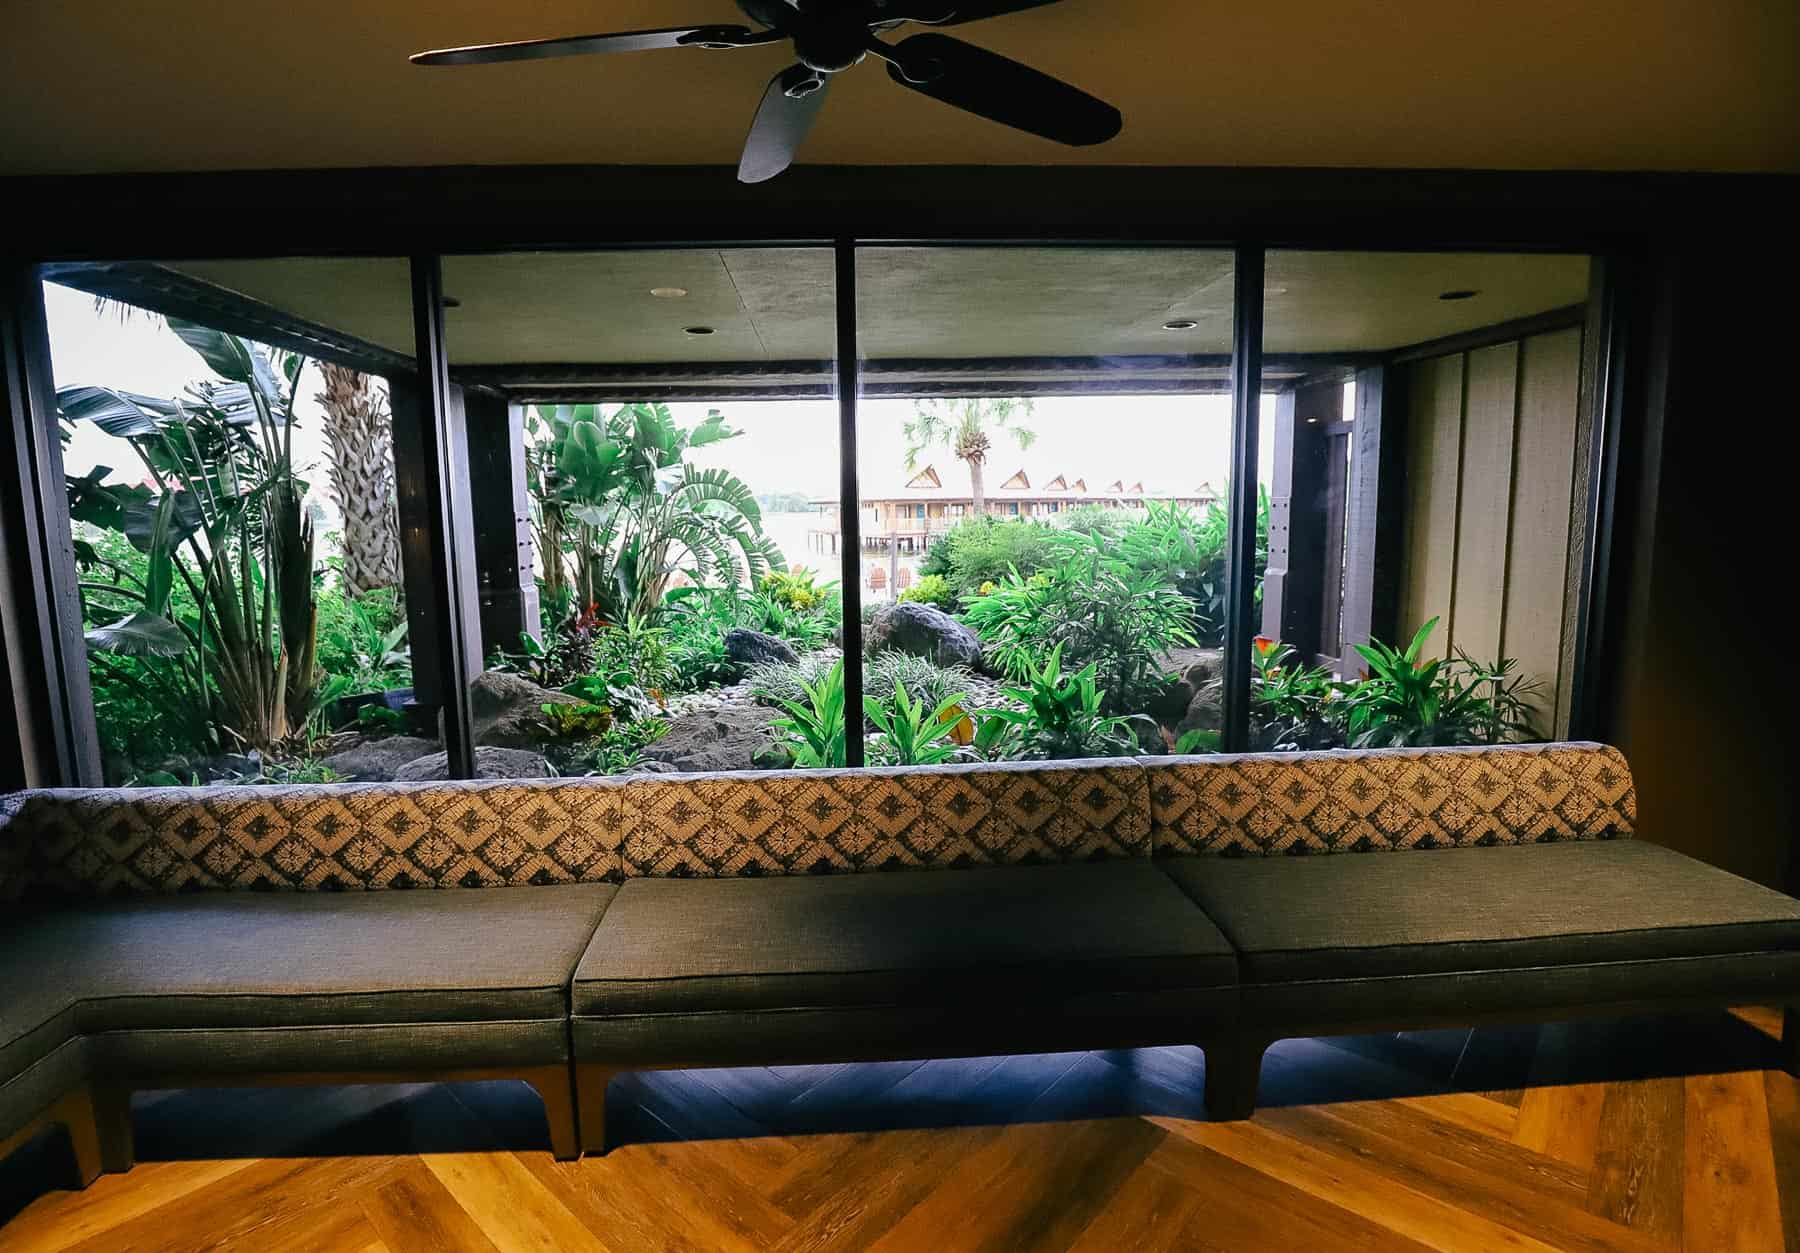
898, 573, 957, 611
593, 614, 674, 695
920, 517, 1060, 605
769, 658, 848, 768
963, 530, 1196, 716
1340, 618, 1542, 748
737, 588, 839, 653
865, 652, 974, 713
971, 646, 1142, 761
747, 653, 841, 709
865, 679, 968, 767
760, 567, 828, 612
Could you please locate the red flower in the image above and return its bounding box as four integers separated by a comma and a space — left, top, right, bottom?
1253, 636, 1278, 658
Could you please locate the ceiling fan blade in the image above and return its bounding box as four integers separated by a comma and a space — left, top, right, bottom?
885, 33, 1120, 146
890, 0, 1066, 26
739, 65, 830, 184
411, 25, 776, 67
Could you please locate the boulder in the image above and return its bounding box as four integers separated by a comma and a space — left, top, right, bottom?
1152, 647, 1225, 723
317, 735, 441, 783
468, 670, 582, 748
641, 705, 785, 773
392, 747, 552, 782
1176, 680, 1225, 740
865, 602, 982, 670
724, 628, 798, 671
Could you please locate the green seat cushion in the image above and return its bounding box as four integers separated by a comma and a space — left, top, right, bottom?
1160, 841, 1800, 984
572, 861, 1236, 1020
6, 884, 614, 1039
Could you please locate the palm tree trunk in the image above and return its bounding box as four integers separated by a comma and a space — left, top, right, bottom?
967, 456, 986, 516
317, 364, 400, 595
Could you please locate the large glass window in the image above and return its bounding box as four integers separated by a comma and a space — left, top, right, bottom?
1252, 251, 1592, 751
439, 248, 839, 778
853, 246, 1243, 765
43, 258, 426, 786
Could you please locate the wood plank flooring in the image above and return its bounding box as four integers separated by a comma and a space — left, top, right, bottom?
2, 1006, 1794, 1251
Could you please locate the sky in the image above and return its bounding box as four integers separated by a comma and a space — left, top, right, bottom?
44, 281, 1279, 535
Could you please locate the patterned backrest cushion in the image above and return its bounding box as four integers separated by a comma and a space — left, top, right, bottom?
1143, 742, 1636, 857
0, 757, 1153, 896
0, 780, 626, 897
614, 758, 1153, 877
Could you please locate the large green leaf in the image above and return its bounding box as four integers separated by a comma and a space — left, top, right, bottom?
85, 610, 188, 659
57, 385, 170, 438
166, 319, 283, 403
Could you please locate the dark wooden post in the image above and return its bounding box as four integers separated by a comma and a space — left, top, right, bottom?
1222, 246, 1265, 754
463, 389, 538, 657
1339, 363, 1405, 659
0, 263, 101, 788
1260, 379, 1342, 660
390, 255, 480, 778
835, 242, 865, 768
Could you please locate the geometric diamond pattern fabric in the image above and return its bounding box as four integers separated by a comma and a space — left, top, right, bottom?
1143, 741, 1635, 856
0, 743, 1634, 898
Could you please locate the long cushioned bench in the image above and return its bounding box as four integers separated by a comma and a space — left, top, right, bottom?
4, 742, 1798, 1180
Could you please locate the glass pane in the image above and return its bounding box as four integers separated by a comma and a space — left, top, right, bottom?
439, 247, 839, 778
1255, 250, 1592, 750
854, 246, 1239, 764
43, 257, 428, 786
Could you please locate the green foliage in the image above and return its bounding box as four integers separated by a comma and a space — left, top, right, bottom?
1341, 618, 1543, 748
865, 652, 974, 713
539, 701, 615, 740
760, 567, 828, 612
1248, 635, 1343, 751
963, 530, 1197, 716
583, 717, 669, 775
898, 573, 957, 610
314, 583, 410, 695
661, 588, 739, 692
972, 646, 1142, 761
918, 516, 1059, 606
61, 321, 323, 757
1112, 494, 1267, 647
736, 588, 840, 653
865, 680, 967, 767
353, 703, 406, 734
770, 658, 848, 768
524, 402, 783, 623
747, 652, 841, 709
593, 614, 674, 695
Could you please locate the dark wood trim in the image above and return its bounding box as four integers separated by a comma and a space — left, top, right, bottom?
0, 1088, 111, 1188
463, 390, 538, 658
400, 256, 476, 779
38, 261, 415, 378
1384, 302, 1587, 366
1222, 247, 1265, 753
5, 166, 1792, 261
835, 243, 865, 769
0, 263, 101, 787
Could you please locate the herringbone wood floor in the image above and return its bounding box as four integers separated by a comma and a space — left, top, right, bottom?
3, 1006, 1796, 1251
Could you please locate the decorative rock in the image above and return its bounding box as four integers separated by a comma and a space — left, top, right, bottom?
468, 670, 582, 748
317, 735, 441, 783
641, 705, 785, 773
392, 747, 553, 782
724, 628, 798, 671
865, 602, 982, 670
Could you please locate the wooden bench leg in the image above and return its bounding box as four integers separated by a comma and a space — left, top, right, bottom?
519, 1065, 580, 1162
92, 1086, 135, 1175
575, 1064, 616, 1157
1203, 1036, 1267, 1121
52, 1089, 107, 1187
1782, 1008, 1800, 1078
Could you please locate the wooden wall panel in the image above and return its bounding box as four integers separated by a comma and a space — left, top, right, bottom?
1399, 354, 1465, 659
1503, 327, 1583, 732
1448, 342, 1521, 663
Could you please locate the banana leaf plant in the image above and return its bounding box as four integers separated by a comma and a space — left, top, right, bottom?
524, 402, 784, 624
60, 320, 320, 754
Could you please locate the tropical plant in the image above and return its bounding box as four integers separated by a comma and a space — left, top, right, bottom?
661, 587, 740, 691
898, 572, 957, 610
1248, 634, 1343, 751
918, 516, 1058, 605
525, 403, 783, 623
865, 680, 967, 767
314, 363, 399, 594
963, 531, 1197, 716
583, 717, 669, 775
60, 320, 322, 754
593, 614, 674, 696
1340, 618, 1543, 748
747, 652, 841, 709
760, 567, 828, 612
971, 646, 1141, 761
314, 582, 410, 695
490, 603, 604, 690
865, 652, 974, 714
770, 658, 848, 768
1113, 493, 1267, 646
902, 397, 1036, 514
736, 588, 839, 652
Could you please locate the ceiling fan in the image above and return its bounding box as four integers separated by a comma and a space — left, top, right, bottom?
411, 0, 1122, 184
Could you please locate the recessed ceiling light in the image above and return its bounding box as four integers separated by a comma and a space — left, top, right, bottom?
1438, 289, 1480, 301
1161, 318, 1199, 331
683, 325, 716, 336
650, 286, 689, 299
